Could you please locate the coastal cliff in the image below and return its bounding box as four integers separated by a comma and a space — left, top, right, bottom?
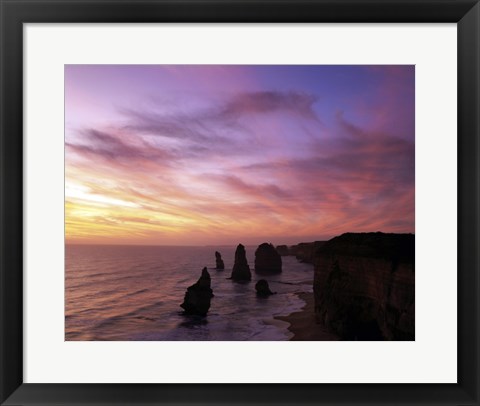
277, 241, 326, 263
313, 232, 415, 340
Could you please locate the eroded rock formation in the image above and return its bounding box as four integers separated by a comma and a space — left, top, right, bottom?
289, 241, 325, 263
255, 243, 282, 274
180, 267, 214, 316
230, 244, 251, 281
255, 279, 276, 297
276, 245, 290, 256
215, 251, 225, 270
313, 232, 415, 340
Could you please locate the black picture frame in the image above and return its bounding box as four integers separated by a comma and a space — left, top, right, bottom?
1, 0, 479, 404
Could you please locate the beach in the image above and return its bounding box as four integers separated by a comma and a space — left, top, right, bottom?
276, 292, 339, 341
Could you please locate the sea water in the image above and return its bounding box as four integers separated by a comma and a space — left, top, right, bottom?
65, 245, 313, 341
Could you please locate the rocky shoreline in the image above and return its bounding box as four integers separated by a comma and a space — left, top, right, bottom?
275, 292, 339, 341
180, 232, 415, 341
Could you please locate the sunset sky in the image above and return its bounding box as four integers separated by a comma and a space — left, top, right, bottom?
65, 65, 414, 246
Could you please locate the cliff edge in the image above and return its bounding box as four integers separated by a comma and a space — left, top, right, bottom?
313, 232, 415, 340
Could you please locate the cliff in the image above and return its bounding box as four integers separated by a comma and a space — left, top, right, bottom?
313, 232, 414, 340
289, 241, 326, 264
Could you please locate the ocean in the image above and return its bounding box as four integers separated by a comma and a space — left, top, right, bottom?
65, 245, 314, 341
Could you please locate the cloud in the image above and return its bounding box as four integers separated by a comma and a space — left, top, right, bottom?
218, 91, 319, 121
229, 112, 414, 234
210, 174, 293, 200
122, 109, 231, 143
121, 90, 319, 143
318, 113, 415, 184
67, 90, 323, 171
239, 112, 414, 187
66, 85, 414, 243
66, 129, 173, 163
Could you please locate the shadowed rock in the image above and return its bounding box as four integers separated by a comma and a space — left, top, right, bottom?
230, 244, 251, 281
180, 267, 214, 316
289, 241, 326, 263
276, 245, 290, 256
215, 251, 225, 270
255, 243, 282, 274
255, 279, 276, 297
313, 232, 415, 340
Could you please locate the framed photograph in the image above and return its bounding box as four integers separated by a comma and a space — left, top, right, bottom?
1, 0, 478, 405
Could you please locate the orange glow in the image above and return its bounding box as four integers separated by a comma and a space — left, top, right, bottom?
65, 65, 414, 245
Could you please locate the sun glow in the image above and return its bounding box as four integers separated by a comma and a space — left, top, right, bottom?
65, 65, 415, 245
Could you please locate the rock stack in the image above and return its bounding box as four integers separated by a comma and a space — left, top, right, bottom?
215, 251, 225, 270
230, 244, 251, 281
180, 267, 214, 316
254, 243, 282, 274
255, 279, 275, 297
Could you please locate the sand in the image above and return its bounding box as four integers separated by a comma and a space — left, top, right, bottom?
275, 292, 339, 341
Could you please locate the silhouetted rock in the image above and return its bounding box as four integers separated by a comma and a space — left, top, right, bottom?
180, 267, 214, 316
255, 279, 276, 297
276, 245, 290, 256
289, 241, 326, 263
230, 244, 251, 281
215, 251, 225, 270
313, 232, 415, 340
255, 243, 282, 274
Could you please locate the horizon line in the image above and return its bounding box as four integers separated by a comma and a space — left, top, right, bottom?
64, 231, 416, 248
